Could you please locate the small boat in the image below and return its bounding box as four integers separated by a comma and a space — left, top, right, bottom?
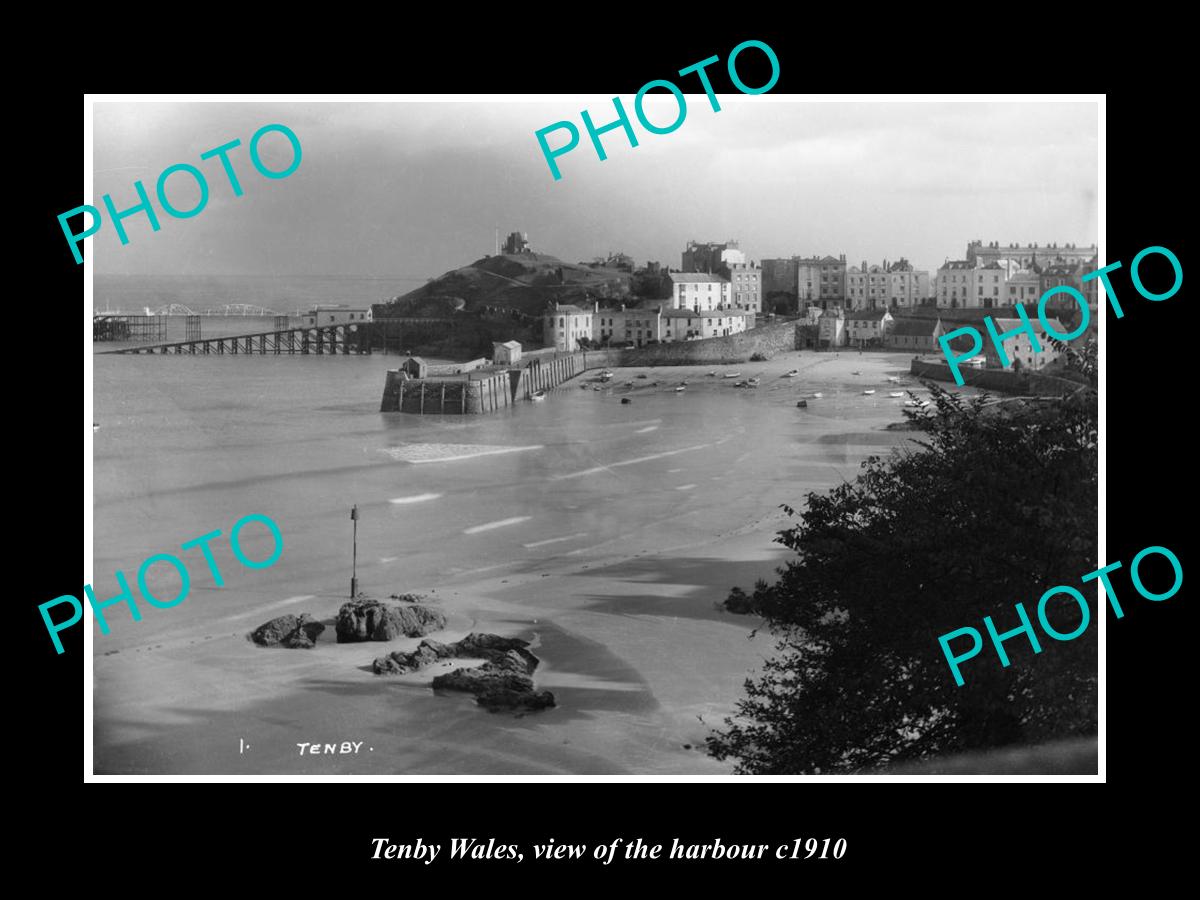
707, 371, 716, 377
723, 372, 741, 379
674, 385, 686, 392
592, 385, 601, 391
93, 423, 100, 431
621, 397, 632, 404
746, 377, 761, 387
600, 370, 614, 378
785, 370, 799, 377
887, 376, 901, 383
530, 391, 547, 401
636, 373, 648, 379
888, 391, 905, 398
862, 389, 876, 395
811, 392, 823, 399
852, 370, 862, 375
796, 400, 808, 408
904, 399, 929, 408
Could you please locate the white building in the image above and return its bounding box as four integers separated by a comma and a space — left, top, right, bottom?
662, 308, 751, 340
845, 309, 894, 345
668, 273, 731, 312
594, 306, 665, 347
848, 260, 930, 310
1005, 270, 1041, 309
543, 303, 593, 351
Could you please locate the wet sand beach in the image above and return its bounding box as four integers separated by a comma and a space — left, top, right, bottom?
92, 349, 966, 774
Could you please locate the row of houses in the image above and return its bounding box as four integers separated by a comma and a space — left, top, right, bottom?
757, 241, 1098, 313
547, 297, 753, 351
933, 258, 1098, 310
810, 308, 1066, 372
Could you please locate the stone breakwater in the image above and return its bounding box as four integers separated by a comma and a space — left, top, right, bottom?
374, 633, 556, 712
379, 320, 803, 415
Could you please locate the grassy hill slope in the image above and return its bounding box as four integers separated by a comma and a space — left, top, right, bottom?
373, 253, 632, 319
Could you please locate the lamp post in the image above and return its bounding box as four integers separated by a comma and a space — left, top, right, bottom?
350, 504, 358, 598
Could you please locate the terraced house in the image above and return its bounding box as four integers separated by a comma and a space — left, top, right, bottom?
669, 272, 731, 312
845, 309, 894, 346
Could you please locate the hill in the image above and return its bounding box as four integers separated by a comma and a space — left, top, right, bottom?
373, 253, 633, 319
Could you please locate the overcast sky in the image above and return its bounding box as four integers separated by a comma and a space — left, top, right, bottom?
91, 100, 1098, 280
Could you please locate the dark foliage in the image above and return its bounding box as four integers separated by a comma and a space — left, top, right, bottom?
707, 347, 1098, 773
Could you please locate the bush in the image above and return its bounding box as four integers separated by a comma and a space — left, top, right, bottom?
749, 351, 769, 362
707, 354, 1098, 774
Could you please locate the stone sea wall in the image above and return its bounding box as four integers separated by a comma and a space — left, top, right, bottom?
910, 359, 1083, 396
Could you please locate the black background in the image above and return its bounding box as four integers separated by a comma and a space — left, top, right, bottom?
19, 23, 1188, 886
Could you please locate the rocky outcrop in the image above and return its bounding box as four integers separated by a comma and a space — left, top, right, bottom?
250, 614, 325, 649
373, 632, 556, 713
335, 599, 446, 643
373, 638, 455, 674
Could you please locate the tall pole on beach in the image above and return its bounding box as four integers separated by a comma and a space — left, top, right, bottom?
350, 504, 358, 598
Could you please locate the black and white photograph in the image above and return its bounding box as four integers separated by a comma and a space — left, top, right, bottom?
81, 95, 1105, 778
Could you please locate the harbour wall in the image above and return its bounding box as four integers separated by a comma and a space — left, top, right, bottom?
379, 321, 803, 415
616, 319, 800, 366
910, 359, 1084, 396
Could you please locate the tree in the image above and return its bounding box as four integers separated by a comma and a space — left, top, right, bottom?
707, 350, 1098, 773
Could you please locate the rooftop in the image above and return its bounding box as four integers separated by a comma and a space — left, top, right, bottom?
889, 318, 941, 337
669, 272, 731, 284
662, 308, 751, 319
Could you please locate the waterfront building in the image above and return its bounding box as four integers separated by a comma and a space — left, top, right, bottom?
401, 356, 429, 378
492, 340, 522, 365
935, 260, 974, 308
796, 255, 847, 308
1040, 262, 1087, 299
728, 260, 762, 314
297, 305, 372, 327
594, 305, 665, 347
845, 262, 889, 310
885, 317, 944, 353
817, 307, 846, 348
935, 261, 1008, 309
668, 272, 731, 312
948, 316, 1067, 371
845, 309, 894, 346
662, 308, 751, 340
967, 240, 1097, 268
968, 262, 1008, 309
885, 258, 931, 309
544, 303, 594, 351
1006, 270, 1041, 309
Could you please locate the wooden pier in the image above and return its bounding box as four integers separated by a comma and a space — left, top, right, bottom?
103, 322, 371, 356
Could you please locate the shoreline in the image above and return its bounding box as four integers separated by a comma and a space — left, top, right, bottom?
94, 350, 958, 775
